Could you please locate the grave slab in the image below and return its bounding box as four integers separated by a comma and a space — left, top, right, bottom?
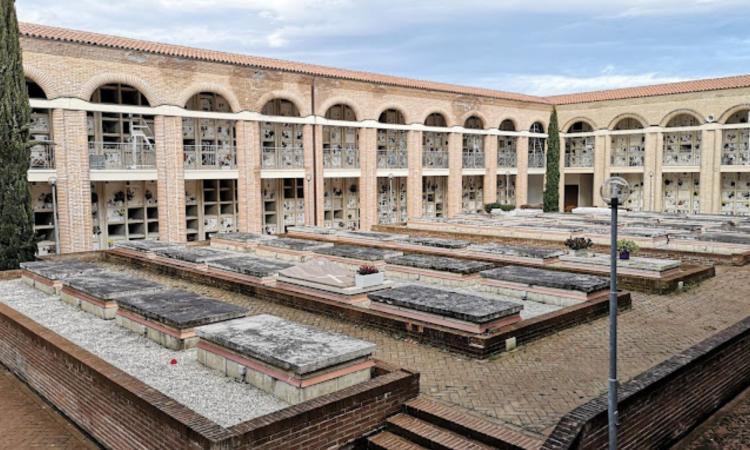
115, 288, 247, 350
467, 243, 565, 264
255, 238, 335, 262
558, 253, 681, 277
61, 272, 165, 319
20, 261, 102, 294
196, 314, 375, 404
368, 285, 522, 333
406, 237, 470, 249
155, 246, 234, 264
696, 232, 750, 246
337, 231, 408, 242
313, 244, 402, 264
277, 259, 390, 303
113, 240, 180, 253
207, 256, 294, 283
210, 232, 275, 252
386, 254, 494, 275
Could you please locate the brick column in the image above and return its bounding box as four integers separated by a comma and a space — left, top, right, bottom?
302, 124, 316, 225
236, 121, 262, 233
700, 126, 719, 213
447, 133, 463, 217
483, 135, 498, 205
651, 132, 665, 212
359, 127, 378, 230
593, 134, 608, 207
710, 127, 723, 214
155, 116, 186, 242
515, 136, 529, 206
314, 125, 325, 225
406, 130, 423, 219
51, 109, 92, 253
558, 136, 565, 212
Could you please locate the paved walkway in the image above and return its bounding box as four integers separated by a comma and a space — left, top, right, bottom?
0, 368, 98, 449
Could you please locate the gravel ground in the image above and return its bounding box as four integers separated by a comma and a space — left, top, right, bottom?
0, 279, 288, 428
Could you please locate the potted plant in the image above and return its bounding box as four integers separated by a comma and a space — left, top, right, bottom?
565, 237, 593, 256
617, 239, 639, 260
355, 264, 384, 288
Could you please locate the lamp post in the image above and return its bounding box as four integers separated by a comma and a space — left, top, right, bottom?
600, 176, 630, 450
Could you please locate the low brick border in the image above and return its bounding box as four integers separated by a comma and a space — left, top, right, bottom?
105, 249, 631, 359
0, 275, 419, 450
541, 316, 750, 449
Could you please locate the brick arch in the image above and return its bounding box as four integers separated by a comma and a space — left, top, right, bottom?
561, 116, 597, 132
376, 104, 411, 124
718, 104, 750, 124
660, 108, 704, 127
23, 64, 55, 99
525, 118, 548, 133
607, 113, 648, 130
459, 111, 488, 129
498, 117, 519, 131
176, 82, 241, 113
421, 109, 454, 127
318, 97, 362, 121
255, 90, 308, 116
79, 72, 162, 105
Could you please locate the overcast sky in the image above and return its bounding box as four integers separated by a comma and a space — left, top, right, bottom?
15, 0, 750, 96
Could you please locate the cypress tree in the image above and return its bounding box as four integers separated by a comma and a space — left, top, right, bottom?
543, 106, 561, 212
0, 0, 37, 269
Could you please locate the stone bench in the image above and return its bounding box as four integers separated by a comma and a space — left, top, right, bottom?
479, 265, 609, 306
20, 261, 102, 294
196, 314, 376, 404
207, 255, 295, 285
115, 288, 247, 350
61, 272, 166, 319
466, 243, 565, 265
385, 254, 495, 287
255, 238, 334, 262
312, 244, 402, 268
557, 253, 681, 278
368, 284, 523, 333
277, 259, 391, 304
209, 232, 276, 252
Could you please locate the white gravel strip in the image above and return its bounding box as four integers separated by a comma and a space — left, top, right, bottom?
0, 279, 288, 428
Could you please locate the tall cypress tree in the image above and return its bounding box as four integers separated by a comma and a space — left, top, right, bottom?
543, 106, 561, 212
0, 0, 37, 269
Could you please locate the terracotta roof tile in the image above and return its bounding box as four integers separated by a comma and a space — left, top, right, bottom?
19, 22, 548, 105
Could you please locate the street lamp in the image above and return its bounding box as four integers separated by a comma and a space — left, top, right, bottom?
600, 176, 630, 450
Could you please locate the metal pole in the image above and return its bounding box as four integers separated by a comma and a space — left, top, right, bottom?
608, 197, 619, 449
50, 181, 60, 255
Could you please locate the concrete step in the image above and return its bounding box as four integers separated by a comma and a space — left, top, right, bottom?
386, 413, 495, 450
367, 430, 427, 450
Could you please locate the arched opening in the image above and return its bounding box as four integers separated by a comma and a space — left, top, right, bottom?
498, 119, 517, 169
323, 104, 359, 169
611, 117, 645, 168
722, 109, 750, 166
462, 116, 484, 169
182, 92, 236, 170
26, 79, 46, 99
564, 121, 595, 168
26, 79, 54, 170
260, 98, 305, 234
376, 108, 408, 224
528, 122, 546, 168
423, 113, 449, 169
425, 112, 447, 127
663, 113, 701, 166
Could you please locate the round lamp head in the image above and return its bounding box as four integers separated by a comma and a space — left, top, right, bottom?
600, 176, 630, 206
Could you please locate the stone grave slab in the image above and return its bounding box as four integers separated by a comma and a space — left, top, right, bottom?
113, 240, 180, 253
277, 259, 390, 303
255, 238, 334, 261
287, 225, 338, 236
337, 230, 408, 242
406, 236, 470, 249
558, 253, 681, 277
155, 246, 233, 264
467, 243, 565, 264
312, 244, 402, 265
479, 265, 609, 306
61, 272, 165, 319
196, 314, 376, 404
368, 284, 523, 333
385, 254, 494, 286
207, 256, 294, 284
696, 232, 750, 246
20, 261, 102, 294
115, 288, 247, 350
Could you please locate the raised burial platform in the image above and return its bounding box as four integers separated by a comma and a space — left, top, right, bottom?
466, 243, 566, 265
312, 244, 402, 268
196, 314, 376, 404
557, 253, 681, 278
385, 254, 495, 286
277, 259, 391, 304
254, 238, 334, 262
207, 255, 294, 285
115, 288, 247, 350
209, 231, 275, 252
61, 272, 165, 319
368, 285, 523, 334
155, 246, 234, 265
20, 260, 102, 294
113, 240, 180, 256
406, 236, 470, 249
479, 266, 609, 307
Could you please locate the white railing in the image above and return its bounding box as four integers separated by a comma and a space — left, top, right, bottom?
183, 145, 236, 169
462, 151, 485, 169
88, 142, 156, 169
422, 150, 449, 168
377, 149, 408, 169
29, 141, 55, 169
261, 146, 304, 169
324, 145, 359, 169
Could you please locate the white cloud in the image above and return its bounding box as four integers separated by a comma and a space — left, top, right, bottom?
476, 72, 690, 96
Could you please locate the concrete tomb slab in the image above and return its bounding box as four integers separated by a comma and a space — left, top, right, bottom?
155, 246, 234, 264
196, 314, 375, 404
406, 237, 470, 249
286, 225, 338, 235
61, 272, 165, 319
337, 230, 408, 241
207, 256, 294, 281
313, 244, 402, 262
212, 232, 274, 243
113, 240, 180, 253
558, 253, 681, 277
20, 261, 103, 294
386, 254, 494, 275
695, 232, 750, 246
255, 238, 335, 262
467, 243, 565, 263
368, 284, 522, 333
115, 288, 247, 350
277, 259, 390, 303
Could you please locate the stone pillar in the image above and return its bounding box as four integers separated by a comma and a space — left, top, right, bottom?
447, 132, 463, 217
155, 116, 186, 242
407, 130, 423, 219
236, 121, 262, 233
558, 136, 565, 212
711, 127, 724, 214
359, 127, 378, 230
700, 126, 719, 213
593, 134, 609, 207
302, 124, 316, 225
651, 132, 665, 212
314, 125, 325, 225
483, 135, 498, 205
51, 109, 92, 253
515, 136, 529, 206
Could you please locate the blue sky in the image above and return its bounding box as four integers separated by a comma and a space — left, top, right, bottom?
15, 0, 750, 95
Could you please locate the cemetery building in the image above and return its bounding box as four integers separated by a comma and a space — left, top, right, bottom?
20, 22, 750, 255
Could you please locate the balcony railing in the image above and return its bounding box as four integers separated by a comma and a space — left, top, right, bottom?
324, 145, 359, 169
377, 149, 408, 169
497, 151, 517, 168
29, 141, 55, 169
88, 142, 156, 170
528, 150, 545, 168
462, 151, 485, 169
184, 145, 236, 169
261, 146, 304, 169
422, 150, 449, 168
